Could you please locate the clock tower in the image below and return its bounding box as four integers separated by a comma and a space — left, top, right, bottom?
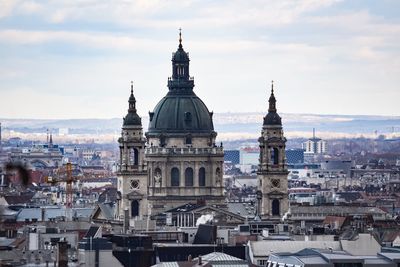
257, 81, 289, 219
117, 82, 148, 223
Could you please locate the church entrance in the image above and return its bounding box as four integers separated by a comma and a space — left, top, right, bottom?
272, 199, 280, 216
131, 200, 139, 217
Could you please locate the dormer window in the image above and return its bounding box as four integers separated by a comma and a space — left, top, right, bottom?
184, 112, 192, 122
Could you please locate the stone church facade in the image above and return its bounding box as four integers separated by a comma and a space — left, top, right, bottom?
117, 33, 289, 223
117, 33, 225, 221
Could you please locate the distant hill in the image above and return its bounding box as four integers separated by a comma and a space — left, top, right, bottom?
1, 113, 399, 138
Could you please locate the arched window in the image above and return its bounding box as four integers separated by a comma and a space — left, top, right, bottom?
185, 168, 194, 186
272, 199, 280, 216
271, 148, 279, 165
171, 167, 180, 187
130, 148, 139, 166
131, 200, 139, 217
199, 167, 206, 186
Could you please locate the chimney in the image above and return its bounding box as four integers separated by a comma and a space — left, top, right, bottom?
187, 255, 192, 262
41, 208, 46, 222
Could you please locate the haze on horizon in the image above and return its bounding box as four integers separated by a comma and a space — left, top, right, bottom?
0, 0, 399, 120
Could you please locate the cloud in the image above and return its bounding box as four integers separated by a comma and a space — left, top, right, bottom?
0, 0, 341, 28
0, 0, 399, 118
19, 1, 43, 14
0, 68, 25, 79
0, 29, 166, 50
0, 0, 20, 18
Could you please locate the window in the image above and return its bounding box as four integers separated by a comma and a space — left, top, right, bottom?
199, 167, 206, 186
130, 180, 140, 190
159, 135, 166, 147
271, 147, 279, 165
184, 112, 192, 127
129, 148, 139, 166
185, 168, 193, 186
131, 200, 139, 217
171, 167, 180, 186
272, 199, 280, 216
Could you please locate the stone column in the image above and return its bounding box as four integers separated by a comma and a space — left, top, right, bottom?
162, 163, 167, 187
180, 161, 185, 187
194, 161, 199, 187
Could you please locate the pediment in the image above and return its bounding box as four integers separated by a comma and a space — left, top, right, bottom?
127, 190, 144, 200
193, 205, 246, 222
268, 190, 285, 196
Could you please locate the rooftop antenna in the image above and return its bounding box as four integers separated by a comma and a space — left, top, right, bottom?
313, 128, 316, 139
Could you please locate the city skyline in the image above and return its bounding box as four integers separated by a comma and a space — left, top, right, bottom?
1, 0, 400, 119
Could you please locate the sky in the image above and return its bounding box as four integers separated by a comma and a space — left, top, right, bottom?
0, 0, 399, 119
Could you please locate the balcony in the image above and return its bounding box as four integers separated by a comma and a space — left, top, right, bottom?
149, 186, 223, 196
145, 147, 224, 156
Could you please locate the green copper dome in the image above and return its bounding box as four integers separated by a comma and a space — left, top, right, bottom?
148, 93, 214, 134
147, 32, 214, 135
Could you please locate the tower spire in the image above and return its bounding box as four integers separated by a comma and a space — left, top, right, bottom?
178, 28, 182, 49
268, 80, 277, 113
122, 81, 142, 127
271, 80, 274, 95
128, 81, 136, 112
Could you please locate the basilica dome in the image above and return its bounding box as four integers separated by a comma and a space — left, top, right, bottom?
148, 92, 214, 134
147, 32, 214, 135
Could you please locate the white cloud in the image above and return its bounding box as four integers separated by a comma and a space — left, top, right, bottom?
19, 0, 42, 14
0, 0, 341, 28
0, 0, 20, 18
0, 29, 168, 50
0, 0, 399, 118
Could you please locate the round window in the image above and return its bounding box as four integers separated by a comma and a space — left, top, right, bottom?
130, 180, 140, 190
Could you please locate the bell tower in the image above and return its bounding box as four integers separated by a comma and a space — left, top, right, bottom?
117, 82, 148, 223
257, 81, 289, 219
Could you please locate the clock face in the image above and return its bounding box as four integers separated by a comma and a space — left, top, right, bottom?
130, 180, 140, 190
271, 179, 280, 188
